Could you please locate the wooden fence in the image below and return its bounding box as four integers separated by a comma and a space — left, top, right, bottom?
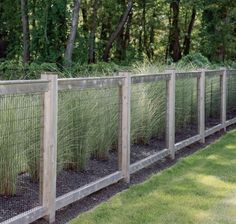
0, 68, 236, 224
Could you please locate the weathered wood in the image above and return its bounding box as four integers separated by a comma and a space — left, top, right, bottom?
120, 72, 131, 183
197, 70, 205, 143
226, 117, 236, 127
205, 70, 223, 76
118, 73, 123, 169
55, 171, 123, 210
0, 80, 49, 95
176, 71, 201, 79
40, 73, 58, 223
220, 68, 227, 131
205, 124, 223, 137
131, 73, 171, 84
166, 70, 176, 159
1, 206, 46, 224
130, 149, 169, 174
58, 76, 123, 90
227, 69, 236, 76
175, 135, 201, 151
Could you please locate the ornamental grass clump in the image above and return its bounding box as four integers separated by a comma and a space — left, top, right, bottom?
175, 77, 198, 131
131, 81, 166, 144
0, 95, 24, 196
57, 87, 119, 172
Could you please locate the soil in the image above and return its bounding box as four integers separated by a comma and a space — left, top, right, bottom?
0, 121, 235, 223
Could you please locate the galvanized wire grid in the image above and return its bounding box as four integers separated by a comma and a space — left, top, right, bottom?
0, 93, 42, 222
56, 87, 120, 197
205, 74, 221, 128
130, 80, 167, 163
227, 72, 236, 120
175, 77, 198, 142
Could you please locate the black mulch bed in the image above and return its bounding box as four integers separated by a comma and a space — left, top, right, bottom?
205, 116, 221, 128
1, 122, 236, 223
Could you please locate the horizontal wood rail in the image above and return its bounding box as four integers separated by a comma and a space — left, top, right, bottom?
55, 171, 123, 210
58, 76, 124, 90
0, 80, 49, 94
131, 73, 171, 84
1, 207, 46, 224
176, 71, 201, 79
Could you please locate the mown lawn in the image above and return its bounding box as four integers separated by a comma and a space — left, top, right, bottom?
71, 130, 236, 224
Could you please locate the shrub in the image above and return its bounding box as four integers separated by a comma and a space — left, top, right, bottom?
177, 53, 210, 69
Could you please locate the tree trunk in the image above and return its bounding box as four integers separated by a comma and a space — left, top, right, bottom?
165, 6, 172, 62
168, 0, 181, 62
65, 0, 81, 65
183, 6, 196, 56
20, 0, 30, 64
81, 0, 89, 32
102, 0, 133, 62
88, 0, 99, 64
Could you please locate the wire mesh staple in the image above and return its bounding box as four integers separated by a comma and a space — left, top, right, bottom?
56, 86, 120, 197
130, 80, 167, 164
0, 92, 42, 222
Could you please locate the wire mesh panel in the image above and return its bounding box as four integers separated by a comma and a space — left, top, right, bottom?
56, 85, 120, 197
227, 71, 236, 120
205, 72, 221, 128
0, 93, 42, 222
175, 75, 198, 142
130, 79, 167, 164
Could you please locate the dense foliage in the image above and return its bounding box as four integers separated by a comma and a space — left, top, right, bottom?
0, 0, 235, 72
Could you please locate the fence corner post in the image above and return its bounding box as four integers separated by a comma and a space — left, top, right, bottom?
220, 67, 227, 131
118, 72, 131, 183
166, 69, 176, 160
197, 69, 205, 143
40, 72, 58, 223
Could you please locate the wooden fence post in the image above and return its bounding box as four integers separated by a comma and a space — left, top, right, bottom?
166, 69, 175, 160
220, 67, 227, 131
197, 69, 205, 143
118, 72, 131, 183
40, 73, 58, 223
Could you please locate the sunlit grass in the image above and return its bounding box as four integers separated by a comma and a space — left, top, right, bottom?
71, 130, 236, 224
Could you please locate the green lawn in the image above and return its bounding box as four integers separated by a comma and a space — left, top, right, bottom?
71, 130, 236, 224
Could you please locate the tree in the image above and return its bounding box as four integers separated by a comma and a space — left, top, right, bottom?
182, 6, 196, 56
102, 0, 133, 62
168, 0, 182, 62
65, 0, 82, 65
88, 0, 100, 64
20, 0, 30, 64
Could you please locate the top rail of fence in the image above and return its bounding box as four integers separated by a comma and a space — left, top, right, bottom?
58, 76, 124, 90
0, 79, 49, 95
131, 73, 171, 84
227, 69, 236, 75
205, 70, 224, 76
176, 71, 201, 79
0, 69, 235, 94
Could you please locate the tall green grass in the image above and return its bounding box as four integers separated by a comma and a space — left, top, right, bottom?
0, 94, 41, 195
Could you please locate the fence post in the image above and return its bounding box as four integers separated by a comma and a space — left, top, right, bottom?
166, 69, 175, 160
118, 72, 131, 183
197, 69, 205, 143
40, 73, 58, 223
220, 67, 227, 131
